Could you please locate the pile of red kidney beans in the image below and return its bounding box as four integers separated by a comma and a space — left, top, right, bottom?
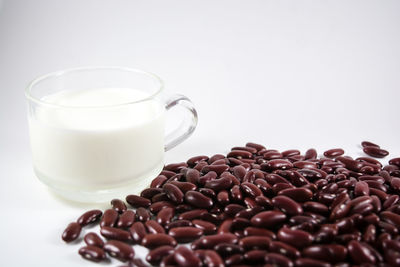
62, 141, 400, 267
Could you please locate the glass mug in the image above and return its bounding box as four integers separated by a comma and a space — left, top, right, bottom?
25, 67, 197, 203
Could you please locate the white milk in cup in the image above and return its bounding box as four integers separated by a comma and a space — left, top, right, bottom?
25, 67, 197, 203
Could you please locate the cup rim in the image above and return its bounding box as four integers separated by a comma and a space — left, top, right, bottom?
24, 66, 164, 109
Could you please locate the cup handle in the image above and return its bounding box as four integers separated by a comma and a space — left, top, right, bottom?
164, 94, 198, 151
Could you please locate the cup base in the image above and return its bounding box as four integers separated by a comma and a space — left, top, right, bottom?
34, 163, 164, 203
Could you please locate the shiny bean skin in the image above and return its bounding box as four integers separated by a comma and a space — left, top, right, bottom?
129, 222, 147, 244
110, 199, 127, 213
201, 164, 230, 175
103, 240, 135, 262
117, 210, 136, 228
145, 220, 165, 234
355, 181, 370, 196
168, 227, 204, 243
165, 219, 193, 230
380, 211, 400, 227
278, 187, 313, 202
100, 209, 119, 228
178, 209, 208, 221
149, 201, 175, 214
240, 182, 262, 198
294, 258, 331, 267
192, 234, 238, 249
136, 207, 151, 222
348, 240, 376, 264
146, 245, 174, 265
239, 236, 270, 250
84, 232, 104, 248
205, 176, 233, 192
185, 191, 214, 209
100, 226, 131, 242
174, 246, 202, 267
157, 207, 175, 226
303, 202, 329, 215
141, 234, 177, 249
192, 219, 217, 234
140, 188, 163, 199
251, 210, 287, 228
272, 195, 303, 216
150, 175, 168, 188
324, 148, 345, 158
203, 250, 224, 267
77, 210, 103, 226
363, 146, 389, 158
305, 148, 318, 160
269, 241, 300, 258
163, 183, 184, 204
302, 244, 347, 262
264, 253, 294, 267
62, 222, 82, 242
170, 181, 197, 193
277, 227, 313, 248
244, 249, 267, 264
225, 254, 244, 266
262, 159, 293, 171
78, 246, 106, 262
126, 195, 151, 208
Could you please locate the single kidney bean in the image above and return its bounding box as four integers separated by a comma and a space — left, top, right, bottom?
294, 258, 331, 267
272, 195, 303, 216
173, 246, 201, 267
233, 165, 247, 180
141, 233, 177, 249
164, 162, 187, 172
269, 241, 300, 259
202, 250, 224, 267
150, 174, 168, 188
110, 199, 127, 213
187, 155, 209, 166
62, 222, 82, 242
168, 227, 204, 243
239, 236, 270, 250
204, 176, 233, 192
262, 159, 293, 171
129, 222, 147, 244
77, 209, 103, 226
192, 219, 216, 234
224, 204, 245, 217
185, 191, 214, 209
324, 148, 345, 158
178, 209, 207, 221
225, 254, 243, 265
263, 151, 283, 160
389, 157, 400, 167
354, 181, 370, 196
244, 249, 267, 264
245, 142, 265, 151
149, 201, 175, 214
264, 253, 294, 267
84, 232, 104, 248
361, 141, 380, 148
165, 220, 192, 230
215, 243, 244, 257
201, 164, 230, 175
277, 227, 313, 248
278, 187, 313, 202
303, 201, 329, 215
243, 226, 276, 239
185, 168, 201, 184
117, 210, 136, 228
156, 207, 174, 226
78, 246, 106, 262
151, 192, 169, 202
240, 182, 262, 198
302, 244, 347, 262
304, 148, 317, 160
145, 220, 165, 234
103, 240, 134, 262
140, 188, 163, 199
251, 210, 287, 228
146, 245, 174, 265
383, 194, 399, 210
136, 207, 150, 222
380, 211, 400, 227
100, 209, 120, 228
293, 160, 318, 169
391, 177, 400, 191
126, 195, 151, 208
192, 233, 238, 250
363, 146, 389, 158
170, 181, 197, 193
163, 183, 184, 204
348, 240, 376, 264
100, 226, 131, 242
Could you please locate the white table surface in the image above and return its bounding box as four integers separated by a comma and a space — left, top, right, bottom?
0, 0, 399, 266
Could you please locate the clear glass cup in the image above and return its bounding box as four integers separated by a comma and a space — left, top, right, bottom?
25, 66, 197, 203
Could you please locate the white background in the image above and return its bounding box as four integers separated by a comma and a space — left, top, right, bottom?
0, 0, 399, 266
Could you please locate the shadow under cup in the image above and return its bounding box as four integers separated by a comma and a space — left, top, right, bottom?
25, 67, 197, 203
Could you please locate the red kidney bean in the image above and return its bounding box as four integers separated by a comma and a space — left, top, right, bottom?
214, 243, 244, 257
217, 218, 233, 234
277, 227, 313, 248
314, 224, 338, 243
104, 240, 134, 262
170, 181, 197, 193
380, 211, 400, 227
293, 160, 318, 169
140, 187, 162, 199
111, 199, 127, 214
165, 220, 192, 230
251, 210, 287, 228
262, 159, 293, 171
150, 175, 168, 188
216, 190, 230, 206
243, 249, 266, 264
191, 219, 216, 234
145, 220, 165, 234
225, 254, 243, 265
62, 222, 81, 242
187, 155, 209, 166
117, 210, 135, 228
126, 195, 151, 208
324, 148, 345, 158
198, 188, 216, 199
294, 258, 331, 267
227, 150, 253, 159
272, 183, 295, 194
391, 177, 400, 191
304, 148, 317, 160
239, 182, 262, 198
355, 181, 370, 196
99, 209, 118, 228
265, 253, 294, 267
246, 142, 265, 151
129, 222, 147, 244
163, 183, 184, 204
84, 232, 104, 248
383, 194, 399, 209
389, 157, 400, 167
77, 209, 102, 226
156, 207, 174, 226
151, 193, 169, 203
263, 151, 283, 160
78, 246, 106, 262
272, 195, 303, 216
278, 187, 313, 202
136, 207, 150, 222
168, 227, 204, 243
348, 240, 376, 264
282, 149, 301, 157
303, 201, 329, 215
164, 162, 187, 172
205, 176, 232, 191
141, 233, 177, 249
192, 233, 238, 250
238, 236, 270, 250
361, 141, 380, 148
173, 246, 202, 267
185, 191, 213, 209
268, 241, 300, 259
100, 226, 131, 242
201, 164, 230, 175
178, 209, 207, 221
363, 224, 376, 243
336, 156, 364, 172
243, 226, 275, 239
232, 165, 247, 180
302, 244, 347, 262
146, 245, 174, 265
148, 201, 174, 214
363, 146, 389, 158
185, 168, 201, 184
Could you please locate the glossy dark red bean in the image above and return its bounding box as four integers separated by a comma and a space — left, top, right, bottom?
225, 254, 243, 265
103, 240, 135, 262
164, 162, 187, 172
168, 227, 204, 243
77, 209, 103, 226
84, 232, 104, 248
178, 209, 207, 221
240, 182, 262, 198
215, 243, 244, 256
187, 155, 209, 166
277, 227, 313, 248
272, 195, 303, 216
100, 226, 131, 242
145, 220, 165, 234
174, 246, 201, 267
293, 161, 318, 169
348, 240, 376, 264
202, 250, 224, 267
192, 219, 217, 234
239, 236, 270, 250
185, 191, 213, 209
165, 220, 192, 230
324, 148, 345, 158
294, 258, 331, 267
156, 207, 174, 226
264, 253, 294, 267
115, 211, 135, 229
126, 195, 151, 208
303, 202, 329, 215
150, 175, 168, 188
380, 211, 400, 227
251, 210, 287, 228
391, 177, 400, 191
361, 141, 380, 148
163, 183, 184, 204
141, 233, 177, 248
363, 146, 389, 158
192, 233, 238, 249
302, 244, 347, 262
269, 241, 300, 259
278, 187, 313, 202
78, 246, 106, 262
201, 164, 230, 175
246, 142, 265, 151
62, 222, 81, 242
304, 148, 317, 160
146, 245, 174, 265
355, 181, 370, 196
170, 181, 197, 193
136, 207, 150, 222
262, 159, 293, 171
129, 222, 147, 244
383, 195, 399, 210
389, 157, 400, 167
140, 188, 163, 199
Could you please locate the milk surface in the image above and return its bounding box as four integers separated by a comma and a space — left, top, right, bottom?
29, 88, 165, 193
